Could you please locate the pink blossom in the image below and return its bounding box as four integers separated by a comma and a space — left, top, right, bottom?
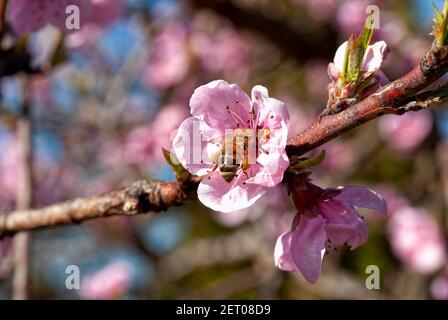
172, 80, 289, 213
388, 207, 446, 274
431, 268, 448, 300
285, 99, 315, 139
304, 60, 331, 102
29, 76, 52, 106
88, 0, 123, 27
380, 18, 408, 47
378, 110, 433, 153
335, 0, 368, 37
316, 140, 356, 174
124, 104, 188, 167
293, 0, 339, 21
79, 260, 132, 300
66, 24, 103, 48
330, 40, 389, 82
143, 23, 190, 91
376, 185, 409, 214
328, 40, 389, 100
66, 0, 123, 48
275, 182, 387, 283
7, 0, 92, 36
191, 28, 251, 82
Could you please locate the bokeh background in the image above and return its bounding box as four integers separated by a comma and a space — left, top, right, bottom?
1, 0, 448, 299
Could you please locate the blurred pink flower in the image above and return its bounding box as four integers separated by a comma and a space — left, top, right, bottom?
431, 268, 448, 300
191, 28, 251, 82
376, 185, 410, 214
125, 104, 188, 167
293, 0, 339, 21
275, 182, 386, 283
380, 18, 408, 47
88, 0, 123, 27
388, 207, 446, 274
80, 260, 132, 300
7, 0, 91, 36
215, 185, 288, 227
173, 80, 289, 213
285, 100, 315, 139
378, 111, 433, 153
29, 77, 52, 105
335, 0, 368, 36
66, 0, 123, 48
143, 23, 190, 91
66, 24, 103, 48
304, 60, 331, 102
317, 140, 356, 174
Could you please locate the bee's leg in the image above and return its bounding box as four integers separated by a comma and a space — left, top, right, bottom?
198, 164, 218, 179
210, 164, 218, 173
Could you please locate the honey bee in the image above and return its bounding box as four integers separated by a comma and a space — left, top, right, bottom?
209, 128, 269, 183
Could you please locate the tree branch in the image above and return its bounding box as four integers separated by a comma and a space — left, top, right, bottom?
12, 76, 33, 300
0, 178, 199, 238
2, 42, 448, 237
286, 43, 448, 156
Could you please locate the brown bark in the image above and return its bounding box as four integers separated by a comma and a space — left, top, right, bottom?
286, 43, 448, 156
1, 38, 448, 239
12, 77, 33, 300
0, 178, 199, 238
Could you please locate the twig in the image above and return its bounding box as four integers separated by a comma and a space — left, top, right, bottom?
12, 76, 33, 300
0, 178, 199, 238
2, 38, 448, 237
286, 43, 448, 156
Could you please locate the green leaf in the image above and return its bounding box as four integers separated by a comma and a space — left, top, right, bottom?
162, 148, 186, 176
290, 150, 326, 171
343, 13, 375, 85
433, 0, 448, 45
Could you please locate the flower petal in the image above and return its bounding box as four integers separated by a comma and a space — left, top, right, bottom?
245, 144, 289, 187
333, 41, 388, 74
333, 41, 348, 72
274, 232, 298, 272
319, 199, 368, 249
7, 0, 47, 36
197, 171, 267, 213
172, 117, 221, 175
291, 215, 327, 283
361, 41, 389, 72
333, 186, 387, 215
190, 80, 252, 131
251, 85, 290, 147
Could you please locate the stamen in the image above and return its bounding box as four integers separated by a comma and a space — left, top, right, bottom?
226, 105, 247, 128
254, 103, 262, 129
